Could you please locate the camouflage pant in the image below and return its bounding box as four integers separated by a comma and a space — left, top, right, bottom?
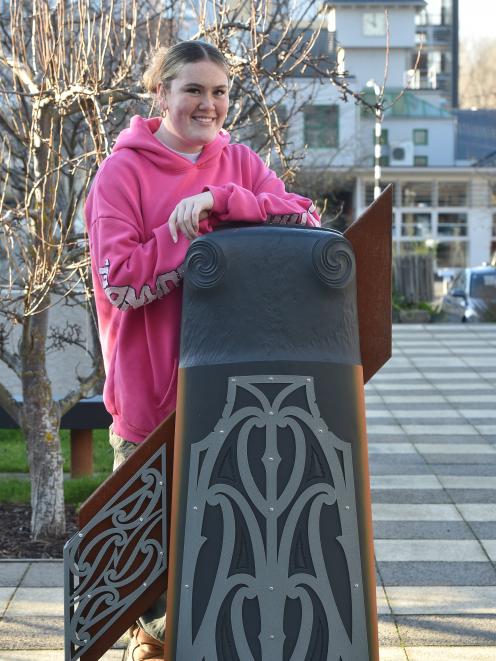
109, 427, 167, 642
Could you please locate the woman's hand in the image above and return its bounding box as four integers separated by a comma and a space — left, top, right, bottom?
168, 191, 214, 243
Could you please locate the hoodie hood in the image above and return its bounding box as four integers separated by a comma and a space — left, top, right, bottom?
112, 115, 231, 171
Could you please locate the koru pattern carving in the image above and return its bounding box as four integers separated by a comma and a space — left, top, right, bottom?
64, 445, 167, 661
175, 375, 368, 660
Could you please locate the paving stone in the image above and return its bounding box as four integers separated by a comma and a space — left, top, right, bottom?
373, 521, 475, 541
369, 443, 416, 454
431, 464, 496, 476
0, 563, 29, 588
378, 562, 496, 587
378, 649, 408, 661
385, 586, 496, 614
470, 522, 496, 539
371, 490, 452, 504
391, 409, 463, 418
377, 615, 402, 646
397, 616, 496, 646
375, 540, 487, 562
372, 504, 462, 522
369, 463, 432, 475
20, 562, 63, 587
416, 443, 493, 453
6, 587, 63, 617
425, 454, 496, 465
445, 489, 496, 503
0, 587, 15, 617
367, 435, 411, 444
480, 540, 496, 561
377, 585, 391, 614
0, 617, 64, 649
370, 476, 442, 490
402, 422, 479, 436
405, 648, 496, 661
438, 476, 496, 488
458, 504, 496, 521
407, 435, 488, 444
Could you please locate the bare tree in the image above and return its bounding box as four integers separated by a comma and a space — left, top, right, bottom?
459, 39, 496, 109
0, 0, 173, 539
0, 0, 371, 540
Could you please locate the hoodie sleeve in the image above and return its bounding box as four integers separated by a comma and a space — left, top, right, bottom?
85, 156, 186, 312
203, 148, 320, 228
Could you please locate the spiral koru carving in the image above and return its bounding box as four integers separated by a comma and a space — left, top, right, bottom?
312, 235, 355, 288
186, 239, 226, 289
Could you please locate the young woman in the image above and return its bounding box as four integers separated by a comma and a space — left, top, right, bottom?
85, 40, 320, 661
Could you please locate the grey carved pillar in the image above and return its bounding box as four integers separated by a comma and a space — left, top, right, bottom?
165, 224, 381, 661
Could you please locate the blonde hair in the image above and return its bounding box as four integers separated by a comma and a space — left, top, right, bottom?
143, 41, 230, 97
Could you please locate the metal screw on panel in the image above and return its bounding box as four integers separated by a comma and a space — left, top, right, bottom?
78, 533, 83, 538
193, 506, 198, 510
268, 586, 274, 591
139, 517, 144, 522
231, 378, 237, 382
185, 585, 190, 589
143, 582, 147, 587
269, 635, 275, 639
159, 481, 163, 486
268, 376, 274, 380
345, 506, 350, 510
269, 507, 274, 512
354, 584, 359, 588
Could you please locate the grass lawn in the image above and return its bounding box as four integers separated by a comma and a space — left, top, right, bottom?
0, 428, 113, 505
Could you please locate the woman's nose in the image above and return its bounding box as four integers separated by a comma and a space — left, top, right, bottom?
198, 94, 215, 109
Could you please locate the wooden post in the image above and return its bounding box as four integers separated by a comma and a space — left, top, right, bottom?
70, 429, 93, 478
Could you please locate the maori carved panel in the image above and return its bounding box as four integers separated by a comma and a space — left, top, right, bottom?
175, 375, 368, 660
64, 444, 167, 661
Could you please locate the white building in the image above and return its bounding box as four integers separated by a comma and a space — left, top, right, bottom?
283, 0, 496, 270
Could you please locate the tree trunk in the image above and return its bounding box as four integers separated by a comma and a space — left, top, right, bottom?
21, 302, 66, 539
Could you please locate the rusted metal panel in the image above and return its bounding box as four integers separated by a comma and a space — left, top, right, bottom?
64, 413, 174, 661
345, 185, 393, 383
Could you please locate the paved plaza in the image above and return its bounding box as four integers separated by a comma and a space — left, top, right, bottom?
0, 324, 495, 660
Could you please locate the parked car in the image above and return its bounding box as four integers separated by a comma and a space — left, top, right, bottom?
441, 266, 496, 322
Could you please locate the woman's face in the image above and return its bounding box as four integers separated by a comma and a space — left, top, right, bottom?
160, 60, 229, 153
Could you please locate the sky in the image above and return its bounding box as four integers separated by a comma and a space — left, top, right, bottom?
458, 0, 494, 44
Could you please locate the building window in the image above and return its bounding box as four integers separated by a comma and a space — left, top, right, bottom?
372, 128, 388, 146
438, 213, 468, 237
401, 181, 432, 207
363, 11, 386, 36
438, 182, 468, 206
436, 241, 468, 268
413, 129, 428, 145
414, 155, 428, 167
364, 182, 393, 206
401, 212, 432, 238
304, 105, 339, 148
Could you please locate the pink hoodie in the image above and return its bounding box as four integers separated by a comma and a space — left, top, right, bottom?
85, 115, 320, 442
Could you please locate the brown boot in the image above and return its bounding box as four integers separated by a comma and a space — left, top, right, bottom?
124, 625, 164, 661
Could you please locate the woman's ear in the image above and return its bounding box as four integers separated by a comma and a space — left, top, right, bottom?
157, 82, 167, 114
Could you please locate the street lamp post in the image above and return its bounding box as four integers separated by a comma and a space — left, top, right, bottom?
366, 79, 382, 200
